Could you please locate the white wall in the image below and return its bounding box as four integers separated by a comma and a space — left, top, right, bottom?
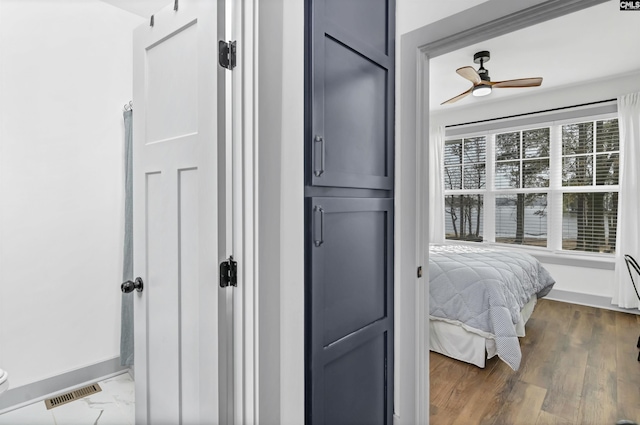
542, 263, 614, 298
0, 0, 143, 388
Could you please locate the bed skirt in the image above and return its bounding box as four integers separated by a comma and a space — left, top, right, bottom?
430, 296, 537, 368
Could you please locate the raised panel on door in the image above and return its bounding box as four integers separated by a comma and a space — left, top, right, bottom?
307, 197, 393, 424
309, 0, 395, 190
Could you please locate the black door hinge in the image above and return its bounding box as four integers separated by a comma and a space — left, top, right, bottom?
220, 256, 237, 288
219, 40, 236, 70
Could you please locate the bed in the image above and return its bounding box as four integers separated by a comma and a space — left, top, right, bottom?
428, 243, 555, 370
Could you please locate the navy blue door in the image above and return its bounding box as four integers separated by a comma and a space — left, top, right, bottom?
305, 0, 395, 423
308, 0, 394, 190
307, 198, 393, 424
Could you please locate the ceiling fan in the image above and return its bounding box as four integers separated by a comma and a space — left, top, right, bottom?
441, 51, 543, 105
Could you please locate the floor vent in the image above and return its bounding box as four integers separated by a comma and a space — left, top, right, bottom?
44, 383, 102, 410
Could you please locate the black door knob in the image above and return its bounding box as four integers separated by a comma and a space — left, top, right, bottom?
121, 277, 144, 293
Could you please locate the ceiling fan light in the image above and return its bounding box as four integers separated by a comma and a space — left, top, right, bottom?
473, 84, 492, 97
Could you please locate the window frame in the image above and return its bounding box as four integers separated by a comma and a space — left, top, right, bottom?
442, 111, 619, 262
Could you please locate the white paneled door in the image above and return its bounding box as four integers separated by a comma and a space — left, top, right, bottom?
132, 1, 229, 424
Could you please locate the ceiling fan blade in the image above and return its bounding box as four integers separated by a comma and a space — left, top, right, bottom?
492, 77, 543, 88
456, 66, 481, 85
441, 87, 473, 105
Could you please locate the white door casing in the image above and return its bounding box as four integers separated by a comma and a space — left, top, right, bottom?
132, 1, 228, 424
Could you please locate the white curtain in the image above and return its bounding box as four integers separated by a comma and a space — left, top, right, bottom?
429, 125, 445, 243
120, 108, 134, 365
612, 92, 640, 309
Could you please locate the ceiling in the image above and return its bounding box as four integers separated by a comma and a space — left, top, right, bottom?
429, 1, 640, 112
99, 0, 171, 17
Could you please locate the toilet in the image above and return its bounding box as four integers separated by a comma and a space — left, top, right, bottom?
0, 369, 8, 396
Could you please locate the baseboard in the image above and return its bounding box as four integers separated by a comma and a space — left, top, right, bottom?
128, 365, 135, 380
0, 357, 128, 413
546, 288, 640, 315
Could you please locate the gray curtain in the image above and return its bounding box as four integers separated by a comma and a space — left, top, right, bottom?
120, 109, 134, 366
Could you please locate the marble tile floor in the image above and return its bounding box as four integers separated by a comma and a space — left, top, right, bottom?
0, 372, 134, 425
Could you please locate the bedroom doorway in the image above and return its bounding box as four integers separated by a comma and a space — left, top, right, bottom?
398, 0, 612, 422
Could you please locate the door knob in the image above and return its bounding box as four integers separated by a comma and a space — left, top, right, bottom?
121, 277, 144, 293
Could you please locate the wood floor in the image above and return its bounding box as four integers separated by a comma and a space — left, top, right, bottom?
430, 299, 640, 425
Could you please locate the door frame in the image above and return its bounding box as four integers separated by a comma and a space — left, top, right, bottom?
228, 0, 258, 423
229, 0, 307, 423
243, 0, 306, 424
399, 0, 609, 423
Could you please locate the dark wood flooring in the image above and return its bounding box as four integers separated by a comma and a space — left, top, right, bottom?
430, 299, 640, 425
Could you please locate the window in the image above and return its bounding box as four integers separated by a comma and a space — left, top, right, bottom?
494, 128, 549, 247
495, 193, 547, 247
443, 116, 619, 255
444, 137, 485, 241
445, 194, 484, 241
444, 137, 486, 191
561, 119, 619, 253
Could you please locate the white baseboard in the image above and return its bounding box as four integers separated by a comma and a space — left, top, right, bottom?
0, 357, 128, 414
546, 288, 640, 315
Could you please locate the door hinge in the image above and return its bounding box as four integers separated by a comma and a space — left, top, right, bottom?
220, 256, 237, 288
219, 40, 236, 70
